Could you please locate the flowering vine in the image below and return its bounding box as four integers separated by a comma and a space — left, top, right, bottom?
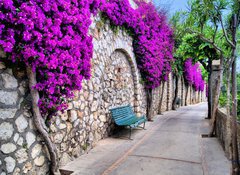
183, 58, 205, 91
0, 0, 174, 173
0, 0, 174, 115
0, 0, 102, 115
101, 0, 174, 89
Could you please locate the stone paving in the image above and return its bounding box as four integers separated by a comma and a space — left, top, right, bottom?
61, 103, 231, 175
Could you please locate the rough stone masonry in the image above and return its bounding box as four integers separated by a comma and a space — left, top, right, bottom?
0, 14, 206, 175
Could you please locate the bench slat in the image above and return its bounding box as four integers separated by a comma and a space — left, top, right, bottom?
110, 105, 146, 128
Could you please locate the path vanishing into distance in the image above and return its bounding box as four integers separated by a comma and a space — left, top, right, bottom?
61, 103, 231, 175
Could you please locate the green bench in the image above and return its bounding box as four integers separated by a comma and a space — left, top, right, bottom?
109, 104, 146, 139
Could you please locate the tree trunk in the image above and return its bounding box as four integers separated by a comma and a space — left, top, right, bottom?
181, 76, 185, 106
190, 85, 192, 104
209, 55, 224, 137
185, 85, 189, 106
207, 60, 213, 119
26, 67, 59, 174
226, 65, 233, 161
199, 90, 201, 102
226, 65, 231, 118
231, 58, 239, 175
158, 82, 165, 114
146, 88, 153, 121
231, 14, 239, 175
172, 75, 179, 110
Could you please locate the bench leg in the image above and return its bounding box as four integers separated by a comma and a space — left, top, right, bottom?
129, 127, 132, 140
137, 122, 146, 130
117, 130, 120, 138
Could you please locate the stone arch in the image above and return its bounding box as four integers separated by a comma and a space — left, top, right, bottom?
95, 48, 144, 136
101, 48, 141, 114
114, 49, 141, 109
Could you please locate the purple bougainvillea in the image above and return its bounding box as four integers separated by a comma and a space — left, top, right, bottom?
101, 0, 174, 88
0, 0, 174, 115
0, 0, 101, 115
183, 58, 205, 92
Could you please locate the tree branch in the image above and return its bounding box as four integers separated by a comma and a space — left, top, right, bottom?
213, 25, 218, 43
218, 14, 236, 48
199, 60, 207, 70
224, 57, 235, 71
187, 28, 223, 53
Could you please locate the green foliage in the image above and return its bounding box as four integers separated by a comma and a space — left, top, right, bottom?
183, 0, 235, 58
170, 12, 186, 49
175, 33, 216, 62
22, 143, 28, 150
219, 73, 240, 119
219, 92, 228, 108
170, 13, 184, 76
186, 0, 230, 30
238, 92, 240, 120
171, 57, 184, 76
82, 143, 89, 151
237, 70, 240, 119
200, 65, 208, 81
237, 73, 240, 89
171, 0, 239, 90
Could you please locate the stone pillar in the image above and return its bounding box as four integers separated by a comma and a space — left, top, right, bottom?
181, 78, 185, 106
167, 73, 173, 111
186, 85, 191, 105
190, 86, 193, 104
177, 76, 182, 101
211, 60, 221, 115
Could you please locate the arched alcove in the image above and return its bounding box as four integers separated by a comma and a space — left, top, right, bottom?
97, 49, 141, 136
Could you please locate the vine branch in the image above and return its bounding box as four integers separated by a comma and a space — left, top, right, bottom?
26, 66, 59, 175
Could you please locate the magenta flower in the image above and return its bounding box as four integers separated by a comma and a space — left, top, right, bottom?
0, 0, 174, 116
184, 58, 205, 91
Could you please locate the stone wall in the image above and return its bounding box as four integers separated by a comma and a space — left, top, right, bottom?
171, 75, 206, 108
180, 77, 186, 106
166, 74, 173, 110
151, 86, 161, 116
151, 73, 174, 114
214, 108, 240, 164
160, 81, 168, 112
0, 64, 49, 174
151, 73, 207, 116
47, 15, 148, 166
0, 15, 207, 175
0, 14, 148, 174
215, 108, 237, 160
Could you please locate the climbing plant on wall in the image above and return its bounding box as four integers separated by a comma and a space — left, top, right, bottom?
0, 0, 174, 173
0, 0, 173, 115
183, 58, 205, 91
101, 0, 174, 89
100, 0, 174, 120
0, 0, 103, 173
0, 0, 103, 116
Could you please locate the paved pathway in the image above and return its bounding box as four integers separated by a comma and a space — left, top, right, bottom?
61, 103, 231, 175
